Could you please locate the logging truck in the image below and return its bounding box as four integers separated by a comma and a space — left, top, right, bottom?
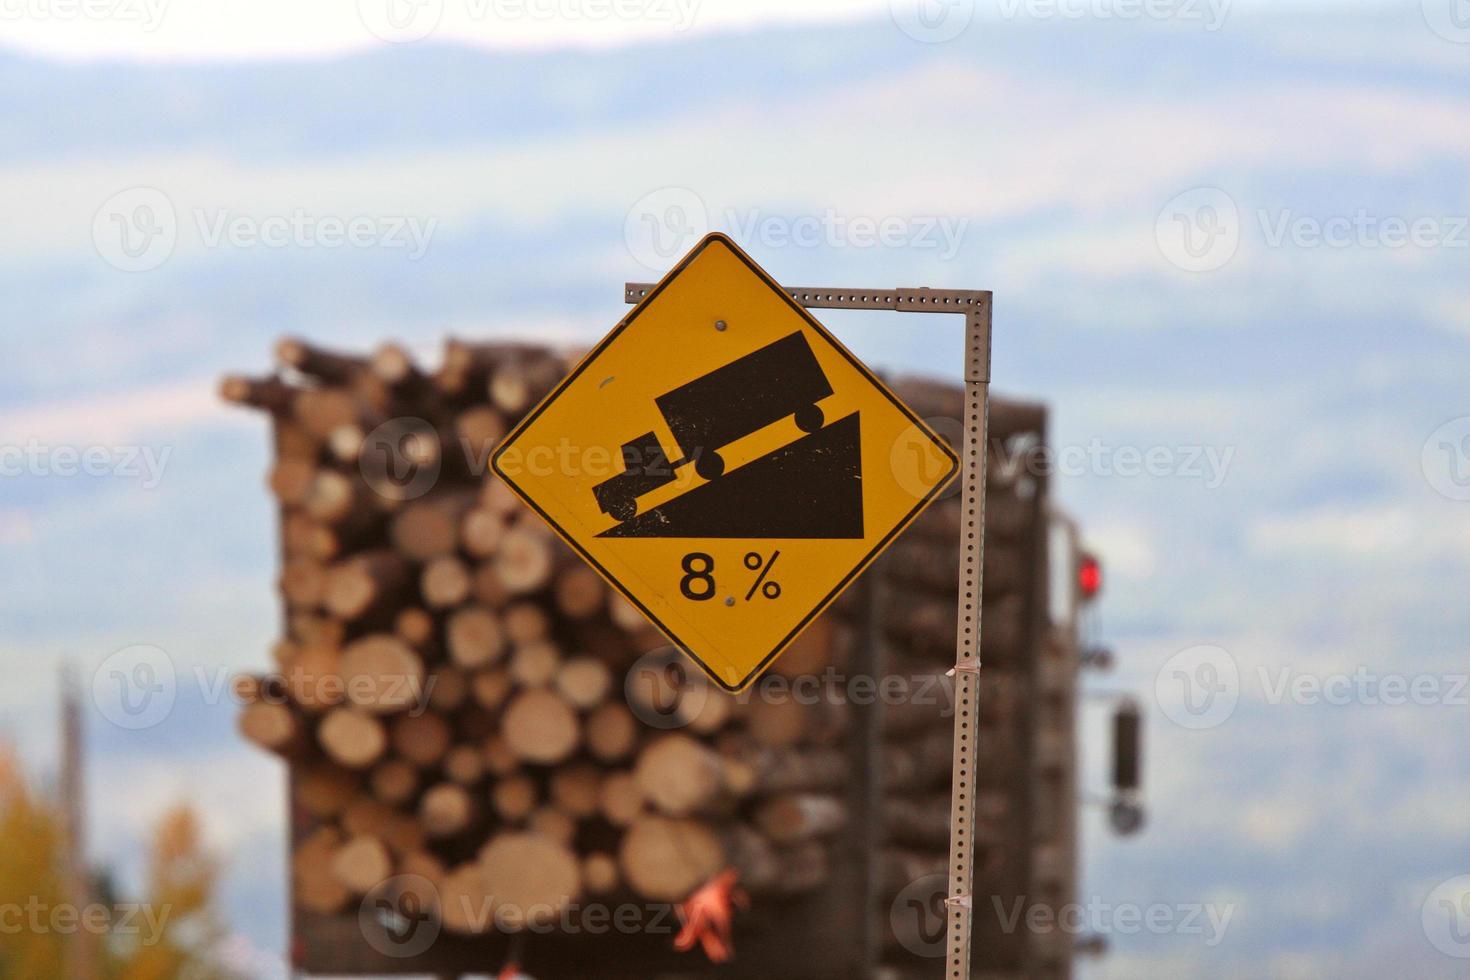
226, 336, 1130, 980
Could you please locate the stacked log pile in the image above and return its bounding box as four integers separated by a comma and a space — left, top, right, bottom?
224, 339, 855, 950
874, 380, 1047, 977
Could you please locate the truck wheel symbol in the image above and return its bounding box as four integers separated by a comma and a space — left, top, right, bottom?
695, 451, 726, 481
795, 404, 824, 434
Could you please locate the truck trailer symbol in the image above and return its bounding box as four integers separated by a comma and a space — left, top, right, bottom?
593, 331, 835, 521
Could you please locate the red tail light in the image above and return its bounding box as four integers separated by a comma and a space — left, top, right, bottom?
1078, 553, 1102, 600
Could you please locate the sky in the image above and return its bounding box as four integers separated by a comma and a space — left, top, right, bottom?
2, 1, 1470, 977
0, 0, 1403, 61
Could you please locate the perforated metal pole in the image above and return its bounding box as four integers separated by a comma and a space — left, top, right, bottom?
944, 297, 991, 980
625, 281, 993, 978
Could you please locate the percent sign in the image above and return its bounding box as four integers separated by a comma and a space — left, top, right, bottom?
743, 551, 782, 600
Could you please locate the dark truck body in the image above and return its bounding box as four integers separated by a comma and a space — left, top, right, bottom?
592, 331, 833, 519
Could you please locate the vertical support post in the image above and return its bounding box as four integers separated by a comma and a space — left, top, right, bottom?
851, 564, 885, 976
945, 298, 992, 980
60, 664, 97, 980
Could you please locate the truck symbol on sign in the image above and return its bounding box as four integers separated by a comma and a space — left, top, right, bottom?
592, 331, 834, 521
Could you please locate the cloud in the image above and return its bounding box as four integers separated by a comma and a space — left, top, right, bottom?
0, 0, 883, 62
1246, 503, 1470, 566
1, 376, 225, 444
92, 746, 283, 858
1246, 505, 1418, 558
1084, 518, 1159, 579
7, 53, 1470, 270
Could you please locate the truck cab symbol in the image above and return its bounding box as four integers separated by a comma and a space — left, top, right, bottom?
592, 331, 834, 521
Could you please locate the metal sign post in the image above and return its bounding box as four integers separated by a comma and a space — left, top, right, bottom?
625, 278, 993, 978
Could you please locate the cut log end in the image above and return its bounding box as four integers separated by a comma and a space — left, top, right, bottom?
502, 689, 580, 765
619, 816, 724, 902
477, 833, 582, 931
319, 709, 387, 770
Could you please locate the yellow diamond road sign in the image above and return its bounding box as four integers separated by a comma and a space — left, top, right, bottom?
492, 233, 959, 691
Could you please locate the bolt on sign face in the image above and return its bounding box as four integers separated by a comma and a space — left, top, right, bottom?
492, 233, 959, 691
